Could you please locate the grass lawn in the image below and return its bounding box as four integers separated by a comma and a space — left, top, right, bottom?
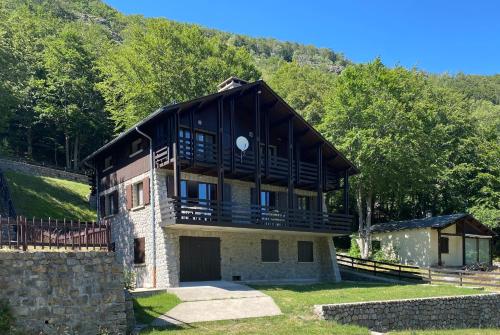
134, 292, 182, 325
4, 171, 95, 221
135, 282, 488, 335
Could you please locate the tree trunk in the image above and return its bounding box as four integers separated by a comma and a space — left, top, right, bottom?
364, 191, 373, 258
54, 140, 58, 166
27, 127, 33, 159
65, 133, 70, 169
73, 134, 79, 170
356, 185, 366, 257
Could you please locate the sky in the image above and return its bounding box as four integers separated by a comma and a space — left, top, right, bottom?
103, 0, 500, 75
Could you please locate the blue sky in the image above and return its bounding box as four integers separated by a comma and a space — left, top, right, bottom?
104, 1, 499, 75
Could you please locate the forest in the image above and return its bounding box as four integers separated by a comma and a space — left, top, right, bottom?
0, 0, 498, 248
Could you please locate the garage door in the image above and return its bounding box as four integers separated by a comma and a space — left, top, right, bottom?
179, 236, 221, 282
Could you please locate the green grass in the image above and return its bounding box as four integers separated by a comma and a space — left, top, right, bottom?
4, 171, 95, 221
134, 292, 182, 325
136, 282, 487, 335
391, 329, 500, 335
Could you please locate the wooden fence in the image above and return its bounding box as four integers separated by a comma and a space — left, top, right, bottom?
0, 216, 111, 251
337, 254, 500, 288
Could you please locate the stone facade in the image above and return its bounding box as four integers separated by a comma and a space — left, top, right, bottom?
0, 251, 130, 335
103, 168, 342, 288
315, 293, 500, 332
0, 158, 88, 183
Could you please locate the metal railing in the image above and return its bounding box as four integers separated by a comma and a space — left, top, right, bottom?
0, 216, 111, 251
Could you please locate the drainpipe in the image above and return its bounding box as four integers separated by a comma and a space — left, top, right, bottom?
136, 126, 157, 288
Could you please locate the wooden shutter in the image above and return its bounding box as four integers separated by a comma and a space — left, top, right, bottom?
143, 177, 150, 205
298, 241, 314, 262
126, 185, 133, 210
112, 191, 119, 214
99, 196, 105, 217
134, 237, 145, 264
261, 239, 279, 262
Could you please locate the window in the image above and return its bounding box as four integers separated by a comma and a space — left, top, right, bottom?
133, 182, 144, 208
103, 156, 113, 171
195, 131, 215, 162
134, 237, 145, 264
180, 180, 216, 201
372, 240, 381, 253
261, 239, 279, 262
298, 241, 314, 262
102, 191, 118, 217
440, 237, 449, 254
261, 191, 277, 208
259, 144, 277, 158
297, 196, 310, 210
130, 138, 143, 157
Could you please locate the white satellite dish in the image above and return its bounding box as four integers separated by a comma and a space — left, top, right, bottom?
236, 136, 249, 152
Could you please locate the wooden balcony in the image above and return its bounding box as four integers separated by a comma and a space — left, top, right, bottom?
155, 137, 341, 190
160, 197, 353, 235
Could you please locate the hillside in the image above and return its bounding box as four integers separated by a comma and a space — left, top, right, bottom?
4, 171, 95, 221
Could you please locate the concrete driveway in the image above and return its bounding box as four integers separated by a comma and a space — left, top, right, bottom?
151, 281, 281, 326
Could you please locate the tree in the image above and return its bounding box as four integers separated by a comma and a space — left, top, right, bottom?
98, 19, 261, 131
267, 61, 336, 125
36, 23, 105, 169
320, 59, 451, 257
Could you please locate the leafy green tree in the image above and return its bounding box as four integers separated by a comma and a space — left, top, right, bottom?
267, 61, 336, 125
320, 59, 454, 257
36, 23, 105, 169
98, 19, 261, 131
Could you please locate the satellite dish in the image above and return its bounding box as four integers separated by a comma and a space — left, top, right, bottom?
236, 136, 249, 152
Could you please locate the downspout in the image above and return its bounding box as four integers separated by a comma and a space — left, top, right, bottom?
136, 126, 157, 288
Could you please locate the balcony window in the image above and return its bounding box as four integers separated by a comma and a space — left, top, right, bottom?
103, 156, 113, 172
297, 196, 310, 210
261, 191, 276, 208
259, 144, 277, 158
179, 128, 192, 158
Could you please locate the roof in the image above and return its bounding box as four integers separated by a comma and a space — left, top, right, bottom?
371, 213, 496, 236
82, 79, 359, 174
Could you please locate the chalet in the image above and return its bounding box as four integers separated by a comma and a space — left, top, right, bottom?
370, 214, 496, 267
83, 77, 357, 288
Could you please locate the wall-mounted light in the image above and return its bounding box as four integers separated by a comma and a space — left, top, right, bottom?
197, 120, 202, 126
248, 132, 254, 138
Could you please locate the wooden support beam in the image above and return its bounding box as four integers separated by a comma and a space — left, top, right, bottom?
254, 88, 262, 205
287, 117, 294, 208
462, 222, 466, 266
343, 169, 349, 214
189, 109, 195, 165
230, 97, 235, 174
217, 97, 224, 204
316, 143, 323, 212
173, 111, 181, 197
264, 103, 270, 178
438, 229, 442, 266
295, 142, 301, 185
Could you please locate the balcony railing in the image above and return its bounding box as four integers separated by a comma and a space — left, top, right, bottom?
160, 197, 352, 234
156, 137, 341, 189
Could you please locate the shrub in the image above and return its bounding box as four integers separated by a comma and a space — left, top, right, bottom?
0, 300, 15, 334
124, 269, 136, 290
348, 235, 361, 258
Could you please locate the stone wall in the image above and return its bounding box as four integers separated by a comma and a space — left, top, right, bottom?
164, 228, 337, 286
315, 293, 500, 332
0, 251, 131, 335
0, 158, 88, 183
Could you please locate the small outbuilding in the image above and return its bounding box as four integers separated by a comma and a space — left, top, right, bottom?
370, 214, 496, 267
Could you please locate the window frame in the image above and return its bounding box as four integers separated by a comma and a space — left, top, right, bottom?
440, 236, 449, 254
134, 237, 146, 265
103, 155, 113, 172
129, 138, 143, 158
297, 241, 314, 263
132, 181, 144, 208
104, 192, 117, 217
261, 239, 279, 263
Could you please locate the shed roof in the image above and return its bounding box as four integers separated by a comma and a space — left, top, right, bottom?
370, 213, 496, 236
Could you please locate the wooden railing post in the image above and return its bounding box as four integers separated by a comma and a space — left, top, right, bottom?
428, 268, 432, 283
459, 271, 463, 286
373, 261, 377, 276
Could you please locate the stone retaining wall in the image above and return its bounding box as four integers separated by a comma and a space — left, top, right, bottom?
0, 158, 88, 183
0, 251, 132, 335
315, 293, 500, 332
